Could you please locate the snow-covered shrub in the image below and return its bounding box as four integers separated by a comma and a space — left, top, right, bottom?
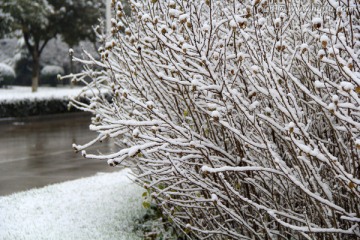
40, 65, 64, 87
0, 63, 15, 88
69, 0, 360, 239
13, 37, 33, 86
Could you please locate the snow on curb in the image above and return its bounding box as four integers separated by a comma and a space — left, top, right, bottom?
0, 169, 145, 240
0, 86, 84, 103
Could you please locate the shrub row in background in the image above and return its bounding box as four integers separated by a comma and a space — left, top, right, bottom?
0, 63, 15, 88
0, 62, 68, 88
0, 98, 82, 118
40, 65, 65, 87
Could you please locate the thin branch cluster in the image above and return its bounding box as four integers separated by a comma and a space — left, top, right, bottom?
69, 0, 360, 239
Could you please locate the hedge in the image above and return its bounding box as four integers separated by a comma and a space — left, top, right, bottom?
0, 98, 83, 118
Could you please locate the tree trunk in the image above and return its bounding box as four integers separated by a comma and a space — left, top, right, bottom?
31, 51, 40, 92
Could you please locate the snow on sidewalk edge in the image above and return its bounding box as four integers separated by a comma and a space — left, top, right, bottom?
0, 169, 145, 240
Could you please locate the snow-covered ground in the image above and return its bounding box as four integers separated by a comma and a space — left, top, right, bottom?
0, 86, 85, 102
0, 169, 145, 240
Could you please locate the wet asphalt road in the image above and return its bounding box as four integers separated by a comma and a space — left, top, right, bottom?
0, 112, 117, 196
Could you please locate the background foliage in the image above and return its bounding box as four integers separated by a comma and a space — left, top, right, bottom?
0, 0, 104, 91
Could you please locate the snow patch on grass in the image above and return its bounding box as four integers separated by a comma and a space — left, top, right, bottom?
0, 169, 145, 240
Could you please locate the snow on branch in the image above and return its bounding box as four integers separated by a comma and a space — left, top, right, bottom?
67, 0, 360, 238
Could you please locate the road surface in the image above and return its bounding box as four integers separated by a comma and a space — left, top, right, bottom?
0, 112, 117, 196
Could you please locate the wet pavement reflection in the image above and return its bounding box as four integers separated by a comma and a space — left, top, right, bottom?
0, 112, 117, 196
